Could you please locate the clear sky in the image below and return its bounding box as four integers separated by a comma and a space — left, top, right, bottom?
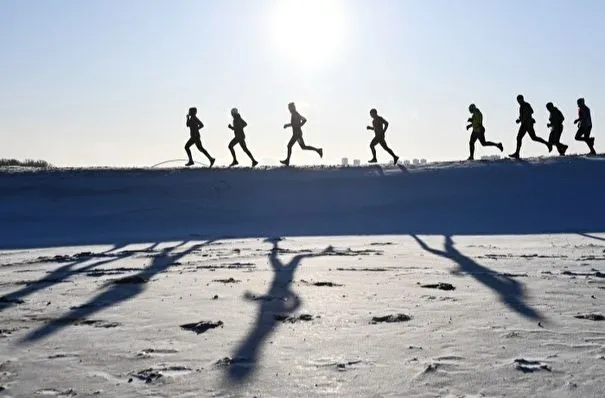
1, 0, 604, 167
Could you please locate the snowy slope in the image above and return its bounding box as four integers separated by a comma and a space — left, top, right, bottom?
1, 155, 605, 249
1, 156, 605, 397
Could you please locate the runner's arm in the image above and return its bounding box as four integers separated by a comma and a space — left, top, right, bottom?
574, 109, 582, 124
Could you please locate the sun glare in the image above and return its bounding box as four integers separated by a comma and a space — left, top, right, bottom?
271, 0, 347, 69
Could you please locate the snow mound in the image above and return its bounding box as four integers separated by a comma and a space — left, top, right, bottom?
1, 155, 605, 249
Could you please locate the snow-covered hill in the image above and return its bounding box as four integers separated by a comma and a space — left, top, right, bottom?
1, 156, 604, 397
1, 155, 605, 249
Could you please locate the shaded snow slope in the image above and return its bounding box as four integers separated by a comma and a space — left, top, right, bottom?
1, 155, 605, 249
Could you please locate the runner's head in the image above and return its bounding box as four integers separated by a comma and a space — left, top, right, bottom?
546, 102, 554, 111
577, 98, 585, 106
288, 102, 296, 112
231, 108, 239, 117
188, 107, 197, 116
370, 108, 378, 118
516, 94, 524, 104
468, 103, 476, 112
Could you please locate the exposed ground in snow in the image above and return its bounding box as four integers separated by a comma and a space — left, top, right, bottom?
1, 156, 604, 397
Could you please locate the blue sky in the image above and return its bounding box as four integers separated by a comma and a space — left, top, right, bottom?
1, 0, 604, 167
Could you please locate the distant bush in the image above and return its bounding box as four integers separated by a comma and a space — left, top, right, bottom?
0, 158, 53, 168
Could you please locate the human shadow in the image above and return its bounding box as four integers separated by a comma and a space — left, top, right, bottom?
226, 238, 333, 382
577, 232, 605, 242
411, 235, 543, 321
369, 164, 384, 176
0, 243, 145, 313
19, 240, 213, 343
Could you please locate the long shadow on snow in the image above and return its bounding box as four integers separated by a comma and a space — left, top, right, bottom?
0, 243, 145, 313
577, 232, 605, 242
411, 235, 543, 321
226, 238, 333, 383
19, 240, 213, 343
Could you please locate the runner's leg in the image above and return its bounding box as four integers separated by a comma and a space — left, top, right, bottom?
526, 124, 550, 149
478, 130, 499, 149
379, 138, 397, 159
185, 138, 195, 163
195, 138, 214, 164
469, 131, 478, 159
298, 136, 322, 156
369, 136, 379, 161
282, 135, 297, 164
239, 139, 257, 163
511, 124, 528, 157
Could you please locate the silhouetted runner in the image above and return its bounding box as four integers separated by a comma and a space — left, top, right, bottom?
509, 95, 550, 159
367, 108, 398, 164
574, 98, 596, 155
185, 107, 215, 167
465, 104, 503, 160
228, 108, 258, 168
280, 102, 323, 166
546, 102, 568, 156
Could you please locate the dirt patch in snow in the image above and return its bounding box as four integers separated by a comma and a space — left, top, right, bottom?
574, 313, 604, 321
370, 314, 412, 324
180, 320, 224, 334
419, 282, 455, 291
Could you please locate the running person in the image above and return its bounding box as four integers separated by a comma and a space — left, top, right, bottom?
465, 104, 503, 160
546, 102, 568, 156
367, 108, 399, 164
185, 107, 215, 167
280, 102, 323, 166
574, 98, 596, 155
509, 95, 550, 159
228, 108, 258, 167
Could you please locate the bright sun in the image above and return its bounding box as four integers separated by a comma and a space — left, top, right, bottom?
271, 0, 347, 69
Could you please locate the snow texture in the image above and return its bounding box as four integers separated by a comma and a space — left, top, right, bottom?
1, 155, 605, 397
